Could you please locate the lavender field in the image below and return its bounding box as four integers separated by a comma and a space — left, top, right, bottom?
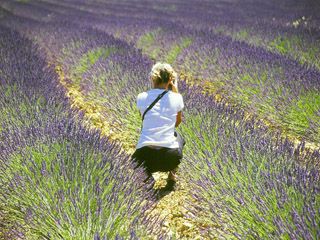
1, 0, 320, 239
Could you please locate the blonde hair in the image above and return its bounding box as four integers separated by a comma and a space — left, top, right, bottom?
150, 62, 177, 83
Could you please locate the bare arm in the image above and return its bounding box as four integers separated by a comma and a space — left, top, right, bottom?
175, 111, 182, 127
170, 78, 182, 127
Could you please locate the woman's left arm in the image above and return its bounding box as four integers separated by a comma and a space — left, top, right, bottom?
175, 111, 182, 127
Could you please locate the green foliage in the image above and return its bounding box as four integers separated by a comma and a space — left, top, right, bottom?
214, 24, 320, 70
71, 46, 118, 79
284, 90, 320, 140
166, 37, 193, 64
270, 37, 290, 54
235, 29, 248, 41
137, 28, 162, 60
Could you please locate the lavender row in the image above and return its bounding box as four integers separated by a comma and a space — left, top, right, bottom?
32, 0, 320, 70
0, 4, 150, 148
35, 20, 153, 148
34, 3, 320, 237
16, 9, 320, 240
5, 0, 318, 72
13, 0, 320, 145
2, 1, 320, 239
90, 1, 320, 144
144, 0, 320, 69
0, 26, 163, 239
178, 81, 320, 239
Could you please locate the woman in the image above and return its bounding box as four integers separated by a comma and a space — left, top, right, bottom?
132, 62, 185, 192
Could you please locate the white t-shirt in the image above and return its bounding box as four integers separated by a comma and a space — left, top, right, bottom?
136, 89, 184, 149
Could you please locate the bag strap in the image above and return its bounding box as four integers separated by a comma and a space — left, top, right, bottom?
142, 90, 168, 122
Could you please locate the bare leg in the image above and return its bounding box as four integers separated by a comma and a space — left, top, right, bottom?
168, 167, 178, 181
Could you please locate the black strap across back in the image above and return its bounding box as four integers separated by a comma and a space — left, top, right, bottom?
141, 90, 168, 122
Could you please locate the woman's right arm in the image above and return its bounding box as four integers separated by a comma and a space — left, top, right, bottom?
169, 78, 179, 93
170, 77, 182, 127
